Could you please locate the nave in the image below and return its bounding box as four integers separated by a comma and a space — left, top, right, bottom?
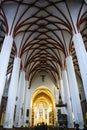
0, 0, 87, 129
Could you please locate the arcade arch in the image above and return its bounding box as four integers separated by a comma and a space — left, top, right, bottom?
30, 86, 56, 126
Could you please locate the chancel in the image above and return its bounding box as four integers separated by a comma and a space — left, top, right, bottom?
0, 0, 87, 130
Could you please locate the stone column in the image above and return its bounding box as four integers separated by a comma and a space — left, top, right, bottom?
73, 33, 87, 101
59, 79, 66, 114
3, 57, 21, 128
0, 35, 13, 104
23, 80, 29, 126
55, 88, 59, 125
21, 71, 25, 126
66, 55, 84, 129
62, 69, 74, 128
15, 70, 25, 127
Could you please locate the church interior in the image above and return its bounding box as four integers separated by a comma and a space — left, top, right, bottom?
0, 0, 87, 129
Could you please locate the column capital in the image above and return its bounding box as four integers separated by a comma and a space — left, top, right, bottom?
20, 68, 26, 72
66, 55, 72, 62
61, 66, 67, 71
73, 32, 82, 39
5, 34, 13, 38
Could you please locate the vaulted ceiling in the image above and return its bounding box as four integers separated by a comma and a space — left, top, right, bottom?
0, 0, 87, 88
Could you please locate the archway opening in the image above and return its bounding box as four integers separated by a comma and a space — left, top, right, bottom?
30, 86, 56, 127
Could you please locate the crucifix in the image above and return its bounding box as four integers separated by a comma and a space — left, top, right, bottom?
41, 75, 46, 82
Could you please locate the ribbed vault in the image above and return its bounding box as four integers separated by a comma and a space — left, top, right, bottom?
0, 0, 87, 88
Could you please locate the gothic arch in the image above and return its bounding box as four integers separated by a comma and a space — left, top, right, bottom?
30, 86, 56, 126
